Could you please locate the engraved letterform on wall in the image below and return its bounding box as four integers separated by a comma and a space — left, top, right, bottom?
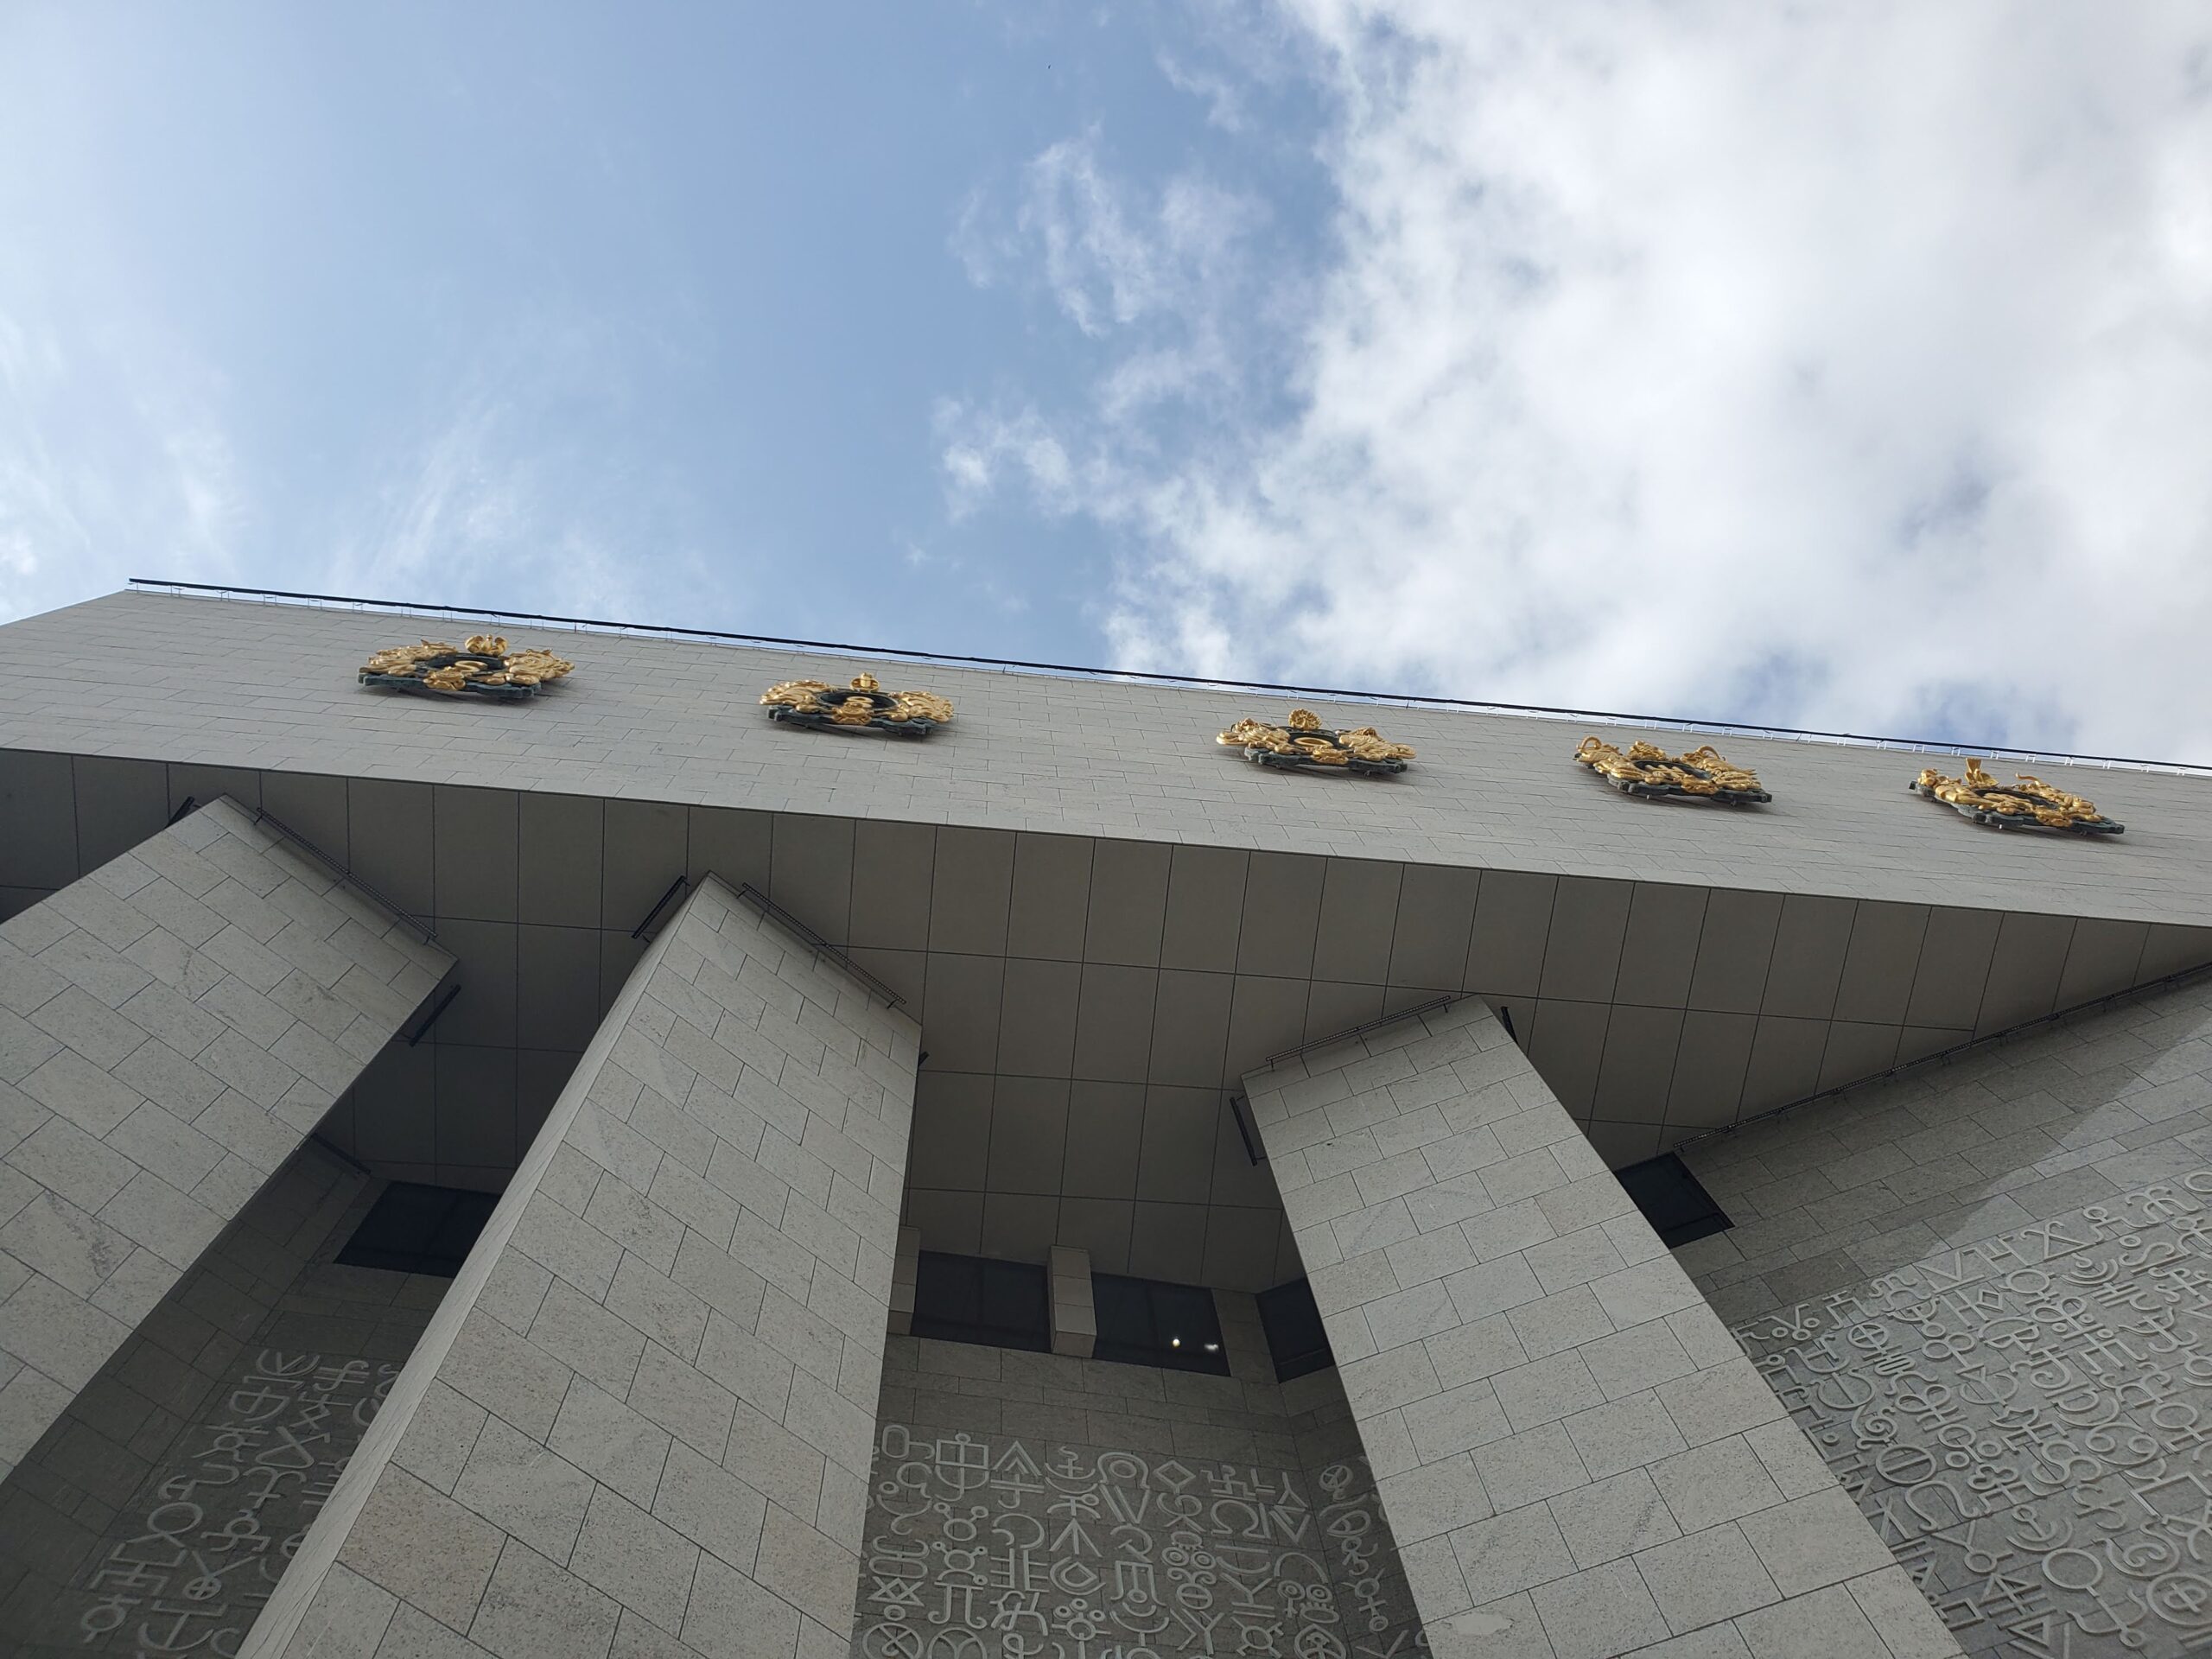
68, 1349, 401, 1655
1738, 1168, 2212, 1659
856, 1425, 1426, 1659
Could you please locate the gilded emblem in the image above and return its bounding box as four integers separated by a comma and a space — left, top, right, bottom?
1910, 759, 2123, 836
359, 635, 574, 700
760, 672, 953, 737
1217, 709, 1414, 775
1575, 737, 1770, 804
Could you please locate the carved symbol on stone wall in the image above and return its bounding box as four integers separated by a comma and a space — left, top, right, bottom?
70, 1350, 400, 1655
859, 1427, 1426, 1659
1740, 1169, 2212, 1658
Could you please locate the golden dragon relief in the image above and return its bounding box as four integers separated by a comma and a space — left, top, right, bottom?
1574, 737, 1770, 805
359, 635, 575, 701
1911, 759, 2123, 836
1217, 708, 1414, 776
760, 672, 954, 736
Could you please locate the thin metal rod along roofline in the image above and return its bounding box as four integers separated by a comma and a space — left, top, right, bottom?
125, 577, 2212, 778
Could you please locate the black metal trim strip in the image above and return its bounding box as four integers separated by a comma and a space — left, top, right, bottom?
731, 882, 906, 1008
252, 806, 438, 944
1226, 1094, 1266, 1166
124, 579, 2211, 777
308, 1130, 373, 1176
167, 796, 198, 826
632, 874, 690, 941
404, 982, 461, 1046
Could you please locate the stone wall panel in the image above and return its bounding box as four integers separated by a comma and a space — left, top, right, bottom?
1244, 997, 1962, 1659
0, 798, 450, 1484
246, 876, 920, 1659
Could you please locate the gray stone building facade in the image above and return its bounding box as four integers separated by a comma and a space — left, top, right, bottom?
2, 585, 2208, 1658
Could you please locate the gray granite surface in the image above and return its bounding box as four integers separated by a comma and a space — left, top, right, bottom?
0, 797, 448, 1486
1247, 998, 1958, 1658
0, 1144, 436, 1658
860, 1323, 1421, 1659
245, 876, 921, 1659
1681, 970, 2212, 1656
4, 589, 2208, 920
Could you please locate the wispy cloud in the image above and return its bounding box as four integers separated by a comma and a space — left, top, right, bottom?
1157, 53, 1248, 134
938, 402, 1077, 521
948, 2, 2212, 759
0, 308, 245, 622
953, 128, 1268, 339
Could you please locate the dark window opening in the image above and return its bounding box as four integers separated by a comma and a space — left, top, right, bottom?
911, 1252, 1051, 1352
1255, 1276, 1333, 1381
1617, 1153, 1732, 1249
1092, 1274, 1230, 1375
336, 1181, 499, 1277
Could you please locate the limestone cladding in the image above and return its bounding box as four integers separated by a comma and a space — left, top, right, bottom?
859, 1313, 1422, 1659
1243, 997, 1962, 1659
0, 1141, 438, 1656
243, 874, 921, 1659
1675, 969, 2212, 1659
0, 797, 450, 1484
6, 588, 2210, 925
1678, 967, 2212, 1325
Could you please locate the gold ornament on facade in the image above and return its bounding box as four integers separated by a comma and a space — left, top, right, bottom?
760, 671, 954, 737
1910, 759, 2123, 836
1217, 708, 1414, 776
1574, 737, 1770, 804
359, 635, 575, 701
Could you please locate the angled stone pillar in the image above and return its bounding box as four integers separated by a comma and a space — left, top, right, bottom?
247, 874, 920, 1659
1243, 1000, 1960, 1659
0, 798, 450, 1483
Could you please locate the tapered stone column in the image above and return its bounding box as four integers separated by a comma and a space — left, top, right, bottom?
0, 798, 451, 1483
1243, 999, 1959, 1659
248, 874, 920, 1659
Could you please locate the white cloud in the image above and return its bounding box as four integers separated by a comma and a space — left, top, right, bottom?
950, 2, 2212, 760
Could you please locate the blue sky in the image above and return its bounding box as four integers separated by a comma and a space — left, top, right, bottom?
5, 3, 2210, 758
0, 3, 1325, 652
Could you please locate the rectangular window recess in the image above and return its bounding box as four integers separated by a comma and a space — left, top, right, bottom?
335, 1181, 500, 1278
911, 1252, 1051, 1353
1616, 1152, 1733, 1249
1255, 1275, 1333, 1382
1091, 1273, 1230, 1376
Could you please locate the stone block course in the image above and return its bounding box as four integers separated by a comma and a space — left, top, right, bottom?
0, 798, 449, 1484
1671, 970, 2212, 1659
860, 1331, 1422, 1659
0, 1140, 441, 1653
1243, 996, 1962, 1658
245, 876, 920, 1659
10, 594, 2211, 1261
